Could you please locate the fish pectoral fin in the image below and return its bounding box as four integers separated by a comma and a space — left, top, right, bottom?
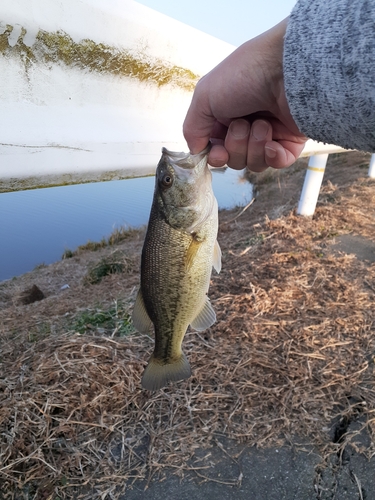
213, 239, 222, 274
190, 296, 216, 332
141, 353, 191, 391
132, 289, 153, 333
185, 237, 202, 270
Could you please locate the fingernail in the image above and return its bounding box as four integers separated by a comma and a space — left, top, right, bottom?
252, 120, 269, 141
209, 159, 226, 168
229, 119, 250, 139
265, 145, 277, 158
209, 153, 227, 168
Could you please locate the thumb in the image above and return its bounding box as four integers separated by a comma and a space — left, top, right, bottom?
183, 83, 216, 154
183, 111, 214, 155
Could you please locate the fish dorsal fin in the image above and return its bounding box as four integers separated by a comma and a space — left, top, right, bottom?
190, 296, 216, 332
132, 289, 153, 333
213, 240, 222, 274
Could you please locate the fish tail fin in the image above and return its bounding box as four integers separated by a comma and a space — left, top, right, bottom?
141, 353, 191, 391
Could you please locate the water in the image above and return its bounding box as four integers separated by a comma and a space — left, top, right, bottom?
0, 168, 252, 281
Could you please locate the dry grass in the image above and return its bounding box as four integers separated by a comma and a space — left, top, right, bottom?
1, 152, 375, 498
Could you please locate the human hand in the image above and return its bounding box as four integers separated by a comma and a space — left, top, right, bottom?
183, 19, 307, 172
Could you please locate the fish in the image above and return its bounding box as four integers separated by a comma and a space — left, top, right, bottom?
132, 145, 221, 391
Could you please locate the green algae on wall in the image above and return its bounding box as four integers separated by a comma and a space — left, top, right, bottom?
0, 24, 199, 91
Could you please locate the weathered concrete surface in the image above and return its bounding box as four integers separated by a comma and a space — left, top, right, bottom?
123, 428, 374, 500
331, 234, 375, 264
123, 439, 321, 500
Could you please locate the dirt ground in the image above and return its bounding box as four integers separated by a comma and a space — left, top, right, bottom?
1, 151, 375, 499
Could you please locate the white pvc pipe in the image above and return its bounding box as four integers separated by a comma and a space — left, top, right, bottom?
297, 154, 329, 216
368, 154, 375, 178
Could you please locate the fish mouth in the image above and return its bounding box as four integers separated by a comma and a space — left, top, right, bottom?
161, 143, 211, 170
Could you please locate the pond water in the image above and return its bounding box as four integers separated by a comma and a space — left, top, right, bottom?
0, 168, 253, 282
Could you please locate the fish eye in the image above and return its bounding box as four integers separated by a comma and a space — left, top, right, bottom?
161, 174, 173, 188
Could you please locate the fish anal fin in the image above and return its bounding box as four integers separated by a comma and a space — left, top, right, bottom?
213, 239, 222, 274
141, 353, 191, 391
132, 289, 153, 333
190, 296, 216, 332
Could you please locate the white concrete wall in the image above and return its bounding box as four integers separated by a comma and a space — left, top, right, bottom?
0, 0, 235, 190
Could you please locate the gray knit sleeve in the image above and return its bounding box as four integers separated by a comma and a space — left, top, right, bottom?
283, 0, 375, 152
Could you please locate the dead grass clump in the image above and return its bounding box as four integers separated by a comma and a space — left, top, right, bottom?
0, 333, 150, 498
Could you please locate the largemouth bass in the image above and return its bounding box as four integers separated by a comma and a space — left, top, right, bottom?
132, 146, 221, 391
